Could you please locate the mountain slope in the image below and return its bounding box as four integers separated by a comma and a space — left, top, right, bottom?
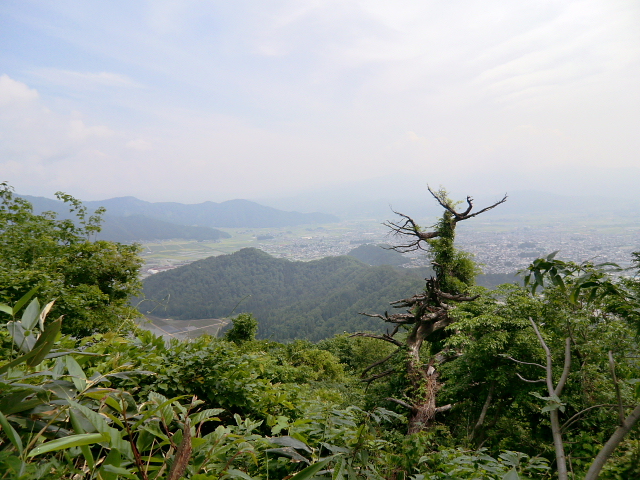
346, 244, 407, 266
140, 248, 425, 341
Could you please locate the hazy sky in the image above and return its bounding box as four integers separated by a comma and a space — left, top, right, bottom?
1, 1, 639, 204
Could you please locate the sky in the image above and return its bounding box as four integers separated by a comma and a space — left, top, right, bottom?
1, 1, 639, 205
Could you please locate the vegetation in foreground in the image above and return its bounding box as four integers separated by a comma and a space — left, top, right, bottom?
2, 183, 640, 479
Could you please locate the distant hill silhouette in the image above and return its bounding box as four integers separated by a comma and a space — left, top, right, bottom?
20, 195, 230, 243
80, 196, 339, 228
21, 194, 339, 239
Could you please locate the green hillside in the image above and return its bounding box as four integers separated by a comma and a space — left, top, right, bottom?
98, 214, 230, 242
346, 243, 408, 266
140, 248, 426, 341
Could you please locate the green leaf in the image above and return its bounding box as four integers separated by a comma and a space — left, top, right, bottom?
332, 457, 346, 480
0, 347, 41, 375
12, 286, 40, 316
266, 447, 311, 464
66, 356, 88, 392
190, 408, 224, 426
224, 468, 255, 479
101, 464, 137, 478
533, 270, 544, 291
269, 435, 312, 452
546, 251, 559, 261
7, 321, 35, 353
21, 298, 40, 330
70, 409, 95, 469
27, 317, 62, 367
0, 304, 12, 316
502, 468, 520, 480
289, 458, 330, 480
0, 410, 23, 455
27, 432, 107, 457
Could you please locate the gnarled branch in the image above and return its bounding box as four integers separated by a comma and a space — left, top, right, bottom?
427, 186, 508, 223
350, 332, 404, 347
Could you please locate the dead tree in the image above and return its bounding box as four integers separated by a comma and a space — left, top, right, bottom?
354, 187, 507, 433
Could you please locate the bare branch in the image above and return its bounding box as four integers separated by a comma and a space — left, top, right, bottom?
472, 381, 495, 440
428, 186, 458, 217
585, 404, 640, 480
529, 317, 555, 396
385, 397, 416, 413
529, 317, 569, 480
361, 349, 402, 377
608, 351, 625, 426
516, 373, 546, 384
350, 332, 404, 347
502, 355, 546, 370
561, 404, 633, 432
390, 293, 428, 308
434, 289, 480, 303
362, 368, 395, 383
435, 404, 453, 414
427, 186, 508, 223
359, 311, 415, 325
384, 211, 439, 253
555, 338, 572, 397
457, 194, 508, 221
433, 349, 462, 365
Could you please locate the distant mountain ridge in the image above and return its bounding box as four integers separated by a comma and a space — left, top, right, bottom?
20, 195, 229, 243
21, 194, 339, 234
81, 196, 339, 228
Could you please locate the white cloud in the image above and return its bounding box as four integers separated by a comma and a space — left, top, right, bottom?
0, 75, 39, 105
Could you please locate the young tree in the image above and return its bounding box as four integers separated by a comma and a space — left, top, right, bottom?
355, 187, 506, 433
0, 182, 142, 336
225, 313, 259, 344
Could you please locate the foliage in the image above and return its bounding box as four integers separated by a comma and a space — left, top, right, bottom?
224, 313, 258, 344
0, 183, 142, 336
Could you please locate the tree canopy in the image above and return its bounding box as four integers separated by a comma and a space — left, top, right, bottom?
0, 182, 142, 336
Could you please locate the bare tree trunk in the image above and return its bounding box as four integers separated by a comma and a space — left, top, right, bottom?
583, 403, 640, 479
530, 318, 571, 480
407, 366, 438, 434
471, 381, 495, 443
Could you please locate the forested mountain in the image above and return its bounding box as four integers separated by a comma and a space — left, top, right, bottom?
346, 243, 408, 266
140, 248, 426, 341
